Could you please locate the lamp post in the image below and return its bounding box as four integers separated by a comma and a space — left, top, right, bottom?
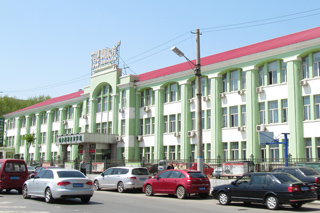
171, 29, 203, 173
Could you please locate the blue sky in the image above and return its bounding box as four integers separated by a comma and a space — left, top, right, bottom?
1, 0, 320, 100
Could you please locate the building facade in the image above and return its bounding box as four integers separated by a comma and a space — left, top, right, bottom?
2, 27, 320, 164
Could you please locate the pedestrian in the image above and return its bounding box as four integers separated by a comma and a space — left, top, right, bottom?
79, 158, 86, 176
167, 161, 174, 170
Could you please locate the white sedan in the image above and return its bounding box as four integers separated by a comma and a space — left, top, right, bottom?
22, 169, 94, 203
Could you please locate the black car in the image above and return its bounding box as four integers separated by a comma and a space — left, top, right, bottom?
272, 167, 320, 197
212, 172, 317, 210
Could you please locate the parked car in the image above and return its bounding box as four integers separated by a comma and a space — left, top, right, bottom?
22, 169, 94, 203
212, 167, 222, 179
28, 166, 60, 178
143, 169, 210, 199
0, 159, 29, 194
187, 163, 214, 176
212, 172, 317, 210
272, 167, 320, 197
27, 166, 35, 175
93, 167, 151, 192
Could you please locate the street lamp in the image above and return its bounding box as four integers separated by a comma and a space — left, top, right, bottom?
171, 29, 203, 173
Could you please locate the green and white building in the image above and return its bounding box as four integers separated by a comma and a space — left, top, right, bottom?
2, 27, 320, 164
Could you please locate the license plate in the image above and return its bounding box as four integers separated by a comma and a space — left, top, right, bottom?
140, 178, 146, 181
10, 176, 19, 180
199, 187, 206, 190
301, 186, 309, 191
73, 183, 83, 187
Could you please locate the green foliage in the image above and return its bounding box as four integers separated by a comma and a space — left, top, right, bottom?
0, 95, 51, 117
22, 133, 37, 160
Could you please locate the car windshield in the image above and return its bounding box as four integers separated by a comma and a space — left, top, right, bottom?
132, 168, 149, 175
188, 172, 206, 178
57, 171, 86, 178
300, 168, 320, 176
273, 173, 301, 183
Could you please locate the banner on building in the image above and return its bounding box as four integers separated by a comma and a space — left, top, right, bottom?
0, 118, 4, 146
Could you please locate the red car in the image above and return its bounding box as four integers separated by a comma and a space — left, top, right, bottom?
187, 163, 214, 176
143, 169, 210, 199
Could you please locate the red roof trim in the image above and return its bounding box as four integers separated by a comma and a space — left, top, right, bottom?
138, 26, 320, 82
5, 90, 84, 116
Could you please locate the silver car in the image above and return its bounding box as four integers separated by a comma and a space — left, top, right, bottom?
22, 169, 94, 203
93, 167, 151, 192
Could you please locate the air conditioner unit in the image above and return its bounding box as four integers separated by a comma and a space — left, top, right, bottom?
118, 108, 124, 113
300, 79, 308, 86
219, 93, 226, 98
62, 120, 68, 125
256, 87, 264, 94
188, 99, 194, 104
116, 136, 123, 142
187, 131, 195, 138
237, 126, 246, 132
237, 90, 245, 96
174, 132, 180, 137
202, 96, 210, 102
143, 106, 150, 112
256, 125, 266, 132
137, 135, 143, 142
82, 114, 88, 119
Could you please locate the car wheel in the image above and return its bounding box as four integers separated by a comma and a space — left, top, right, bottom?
117, 182, 125, 193
93, 180, 101, 191
5, 189, 11, 193
17, 188, 22, 194
22, 185, 31, 199
81, 197, 90, 203
199, 193, 209, 198
45, 188, 54, 203
176, 186, 187, 199
145, 184, 154, 196
266, 195, 279, 210
291, 203, 302, 209
218, 192, 230, 205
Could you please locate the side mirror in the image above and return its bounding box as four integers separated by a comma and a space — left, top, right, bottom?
30, 174, 35, 178
101, 173, 105, 177
231, 181, 236, 185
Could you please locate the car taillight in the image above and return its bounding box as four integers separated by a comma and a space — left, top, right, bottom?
86, 181, 93, 186
128, 177, 137, 180
288, 186, 301, 192
148, 176, 152, 179
315, 177, 320, 184
57, 181, 71, 186
310, 185, 316, 191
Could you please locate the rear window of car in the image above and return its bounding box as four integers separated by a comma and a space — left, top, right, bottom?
4, 162, 26, 172
300, 168, 320, 176
272, 173, 301, 183
132, 168, 149, 175
57, 171, 86, 178
188, 172, 206, 178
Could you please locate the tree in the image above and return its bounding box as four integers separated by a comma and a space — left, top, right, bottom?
22, 134, 36, 163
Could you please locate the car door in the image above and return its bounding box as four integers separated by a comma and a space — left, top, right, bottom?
246, 174, 268, 203
29, 170, 46, 195
165, 170, 184, 194
109, 168, 122, 189
229, 174, 251, 201
153, 171, 171, 193
100, 168, 113, 188
36, 170, 53, 196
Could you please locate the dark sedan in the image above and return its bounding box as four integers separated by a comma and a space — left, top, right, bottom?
212, 172, 317, 210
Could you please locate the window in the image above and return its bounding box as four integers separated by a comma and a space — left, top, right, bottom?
314, 52, 320, 77
145, 118, 151, 135
231, 142, 238, 160
241, 105, 246, 126
169, 146, 175, 160
270, 144, 279, 162
169, 115, 176, 133
281, 61, 287, 83
102, 122, 107, 134
152, 117, 155, 134
222, 108, 227, 128
178, 85, 181, 100
315, 95, 320, 119
303, 96, 310, 120
207, 110, 211, 129
96, 123, 101, 134
241, 70, 246, 89
268, 61, 277, 85
222, 74, 227, 92
191, 112, 196, 130
140, 91, 144, 107
121, 120, 125, 135
230, 106, 238, 127
53, 109, 60, 122
109, 96, 113, 110
178, 114, 181, 132
259, 103, 265, 124
208, 78, 211, 95
164, 116, 168, 133
202, 111, 205, 129
302, 56, 309, 79
97, 98, 101, 112
269, 101, 278, 123
145, 148, 150, 161
170, 84, 177, 102
305, 138, 312, 161
201, 77, 205, 95
242, 142, 246, 160
260, 145, 266, 162
317, 138, 320, 160
223, 143, 228, 161
42, 112, 47, 124
282, 99, 288, 122
191, 80, 196, 97
122, 90, 126, 108
146, 89, 152, 106
259, 66, 264, 86
164, 86, 169, 103
140, 119, 143, 135
230, 70, 238, 91
108, 122, 112, 134
66, 106, 73, 119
